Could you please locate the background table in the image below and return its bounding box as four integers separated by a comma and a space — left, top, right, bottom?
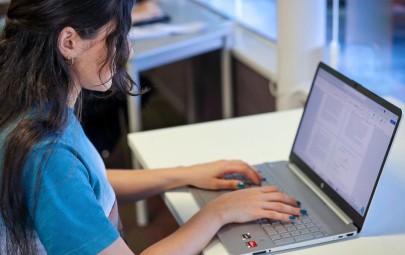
127, 0, 233, 133
128, 101, 405, 255
127, 0, 233, 226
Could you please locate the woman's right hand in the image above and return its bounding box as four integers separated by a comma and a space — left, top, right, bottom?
205, 186, 303, 225
139, 186, 303, 255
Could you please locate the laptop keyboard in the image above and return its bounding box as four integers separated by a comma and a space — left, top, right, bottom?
258, 215, 328, 246
223, 164, 330, 246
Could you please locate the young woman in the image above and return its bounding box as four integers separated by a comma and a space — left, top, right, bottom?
0, 0, 303, 254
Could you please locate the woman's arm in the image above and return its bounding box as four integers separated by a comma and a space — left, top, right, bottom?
98, 237, 134, 255
107, 166, 189, 202
99, 186, 302, 255
107, 160, 262, 202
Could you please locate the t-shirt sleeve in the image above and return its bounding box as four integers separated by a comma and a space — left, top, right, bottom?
23, 145, 119, 255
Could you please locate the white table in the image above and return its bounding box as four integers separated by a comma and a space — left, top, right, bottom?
128, 104, 405, 255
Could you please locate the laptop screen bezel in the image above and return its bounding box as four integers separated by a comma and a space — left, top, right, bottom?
289, 62, 402, 231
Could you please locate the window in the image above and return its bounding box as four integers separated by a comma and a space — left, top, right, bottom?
332, 0, 405, 101
193, 0, 405, 102
193, 0, 277, 40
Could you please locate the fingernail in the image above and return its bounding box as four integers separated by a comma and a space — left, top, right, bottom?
300, 209, 308, 216
237, 182, 245, 189
296, 200, 301, 207
289, 215, 296, 220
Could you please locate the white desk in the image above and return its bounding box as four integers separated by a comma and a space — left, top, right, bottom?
127, 0, 233, 133
128, 106, 405, 255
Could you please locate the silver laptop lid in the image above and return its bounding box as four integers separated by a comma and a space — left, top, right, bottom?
289, 62, 402, 230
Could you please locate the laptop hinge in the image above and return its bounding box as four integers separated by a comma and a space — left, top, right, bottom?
288, 163, 353, 225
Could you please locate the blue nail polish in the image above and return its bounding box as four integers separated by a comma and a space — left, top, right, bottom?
237, 182, 245, 189
289, 215, 296, 220
300, 209, 308, 216
296, 201, 301, 206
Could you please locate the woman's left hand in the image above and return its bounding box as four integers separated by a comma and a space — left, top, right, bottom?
185, 160, 263, 190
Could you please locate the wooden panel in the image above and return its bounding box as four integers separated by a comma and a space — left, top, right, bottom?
142, 50, 222, 123
141, 52, 276, 124
192, 50, 222, 122
232, 57, 276, 117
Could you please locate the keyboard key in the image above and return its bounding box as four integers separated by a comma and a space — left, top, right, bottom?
241, 233, 252, 240
258, 219, 270, 226
290, 230, 301, 236
313, 231, 324, 238
263, 226, 278, 236
286, 226, 297, 232
305, 223, 316, 228
271, 234, 282, 241
277, 228, 288, 234
293, 219, 303, 225
314, 220, 322, 226
281, 232, 291, 238
294, 233, 315, 242
283, 222, 293, 228
275, 237, 295, 246
309, 227, 320, 233
300, 229, 310, 234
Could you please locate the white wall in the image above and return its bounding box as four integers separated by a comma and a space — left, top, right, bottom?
277, 0, 326, 110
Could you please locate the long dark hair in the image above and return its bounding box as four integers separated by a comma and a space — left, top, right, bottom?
0, 0, 137, 253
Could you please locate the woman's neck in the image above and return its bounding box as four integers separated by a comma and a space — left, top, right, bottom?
68, 84, 82, 108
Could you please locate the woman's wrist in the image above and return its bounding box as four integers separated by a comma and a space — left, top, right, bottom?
173, 164, 198, 187
166, 165, 196, 188
199, 200, 228, 227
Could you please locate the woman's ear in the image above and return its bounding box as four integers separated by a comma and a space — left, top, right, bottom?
58, 27, 81, 60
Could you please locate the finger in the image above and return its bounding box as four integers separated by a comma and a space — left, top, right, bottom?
262, 210, 299, 222
259, 187, 300, 207
228, 160, 263, 181
241, 162, 264, 182
251, 167, 264, 183
256, 185, 280, 193
244, 165, 263, 184
213, 179, 246, 190
224, 163, 262, 185
262, 201, 302, 216
265, 193, 300, 207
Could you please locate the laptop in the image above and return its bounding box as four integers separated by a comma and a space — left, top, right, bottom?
190, 62, 402, 255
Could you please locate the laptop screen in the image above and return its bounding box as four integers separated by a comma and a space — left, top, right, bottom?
290, 62, 401, 228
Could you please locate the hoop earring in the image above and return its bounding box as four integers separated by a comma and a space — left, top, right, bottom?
67, 57, 75, 65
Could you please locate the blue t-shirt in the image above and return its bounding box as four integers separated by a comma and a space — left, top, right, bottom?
0, 110, 119, 254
